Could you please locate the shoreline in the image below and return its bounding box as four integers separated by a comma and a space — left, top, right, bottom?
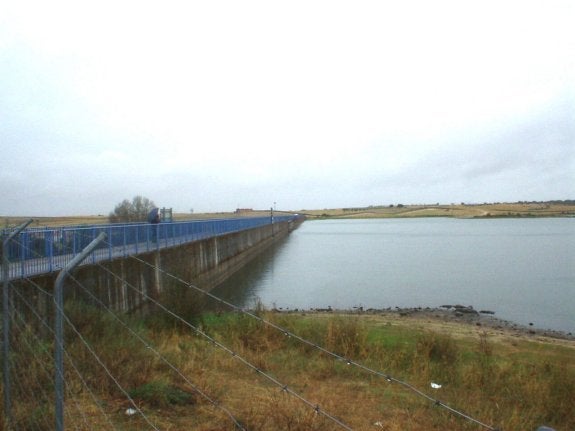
269, 305, 575, 342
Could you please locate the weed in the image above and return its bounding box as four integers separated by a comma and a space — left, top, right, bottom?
239, 392, 336, 431
12, 403, 53, 431
128, 381, 195, 408
145, 280, 208, 330
415, 332, 459, 364
476, 331, 493, 359
324, 316, 368, 359
64, 301, 158, 394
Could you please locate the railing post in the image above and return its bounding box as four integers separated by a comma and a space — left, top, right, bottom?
135, 225, 139, 254
91, 228, 97, 264
47, 229, 54, 273
2, 219, 32, 430
20, 231, 26, 278
156, 224, 160, 251
108, 226, 113, 260
54, 232, 106, 431
146, 225, 150, 252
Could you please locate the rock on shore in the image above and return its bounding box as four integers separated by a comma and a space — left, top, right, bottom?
272, 304, 574, 341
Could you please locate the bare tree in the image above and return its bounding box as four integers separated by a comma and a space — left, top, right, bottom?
109, 196, 156, 223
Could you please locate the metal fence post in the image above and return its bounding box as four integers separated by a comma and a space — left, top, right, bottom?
54, 232, 106, 431
2, 219, 32, 430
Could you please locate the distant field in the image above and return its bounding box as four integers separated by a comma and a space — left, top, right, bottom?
2, 202, 573, 228
0, 210, 288, 228
299, 202, 575, 219
1, 215, 110, 228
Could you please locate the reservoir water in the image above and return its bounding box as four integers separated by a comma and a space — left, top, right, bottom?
212, 218, 575, 334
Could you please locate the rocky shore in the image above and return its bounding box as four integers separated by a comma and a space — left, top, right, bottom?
270, 304, 575, 341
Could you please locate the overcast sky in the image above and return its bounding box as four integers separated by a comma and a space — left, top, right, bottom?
1, 0, 573, 216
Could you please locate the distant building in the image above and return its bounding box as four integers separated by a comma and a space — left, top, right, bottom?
235, 208, 253, 214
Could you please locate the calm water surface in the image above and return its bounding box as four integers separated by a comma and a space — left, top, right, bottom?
212, 218, 575, 333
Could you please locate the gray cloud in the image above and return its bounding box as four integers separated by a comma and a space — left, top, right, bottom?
0, 2, 573, 216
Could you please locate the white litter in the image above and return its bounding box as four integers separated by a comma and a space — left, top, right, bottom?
125, 408, 137, 416
373, 421, 384, 428
431, 382, 442, 389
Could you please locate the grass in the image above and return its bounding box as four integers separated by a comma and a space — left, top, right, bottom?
3, 304, 574, 431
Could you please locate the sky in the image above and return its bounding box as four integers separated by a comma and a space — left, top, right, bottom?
1, 0, 573, 216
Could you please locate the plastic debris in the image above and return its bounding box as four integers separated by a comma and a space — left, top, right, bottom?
125, 408, 137, 416
431, 382, 442, 389
373, 421, 384, 428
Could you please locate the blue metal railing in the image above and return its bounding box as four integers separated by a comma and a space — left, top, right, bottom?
1, 215, 300, 280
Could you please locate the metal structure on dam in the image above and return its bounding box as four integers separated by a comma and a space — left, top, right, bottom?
2, 215, 301, 280
2, 215, 303, 313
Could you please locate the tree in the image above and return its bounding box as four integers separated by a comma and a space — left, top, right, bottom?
109, 196, 156, 223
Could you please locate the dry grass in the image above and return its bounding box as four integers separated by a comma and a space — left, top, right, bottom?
1, 210, 295, 229
2, 215, 110, 228
4, 306, 574, 431
300, 202, 575, 219
3, 202, 573, 229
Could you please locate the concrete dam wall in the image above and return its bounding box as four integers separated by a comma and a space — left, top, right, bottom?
13, 218, 302, 316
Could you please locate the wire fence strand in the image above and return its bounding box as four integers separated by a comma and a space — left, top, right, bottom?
89, 261, 354, 430
48, 291, 162, 431
66, 272, 248, 430
129, 252, 500, 431
13, 279, 119, 430
5, 226, 500, 431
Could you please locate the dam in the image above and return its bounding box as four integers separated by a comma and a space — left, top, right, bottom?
2, 215, 304, 313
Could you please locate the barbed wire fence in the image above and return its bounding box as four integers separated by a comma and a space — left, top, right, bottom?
0, 223, 505, 430
127, 250, 499, 431
2, 226, 354, 430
